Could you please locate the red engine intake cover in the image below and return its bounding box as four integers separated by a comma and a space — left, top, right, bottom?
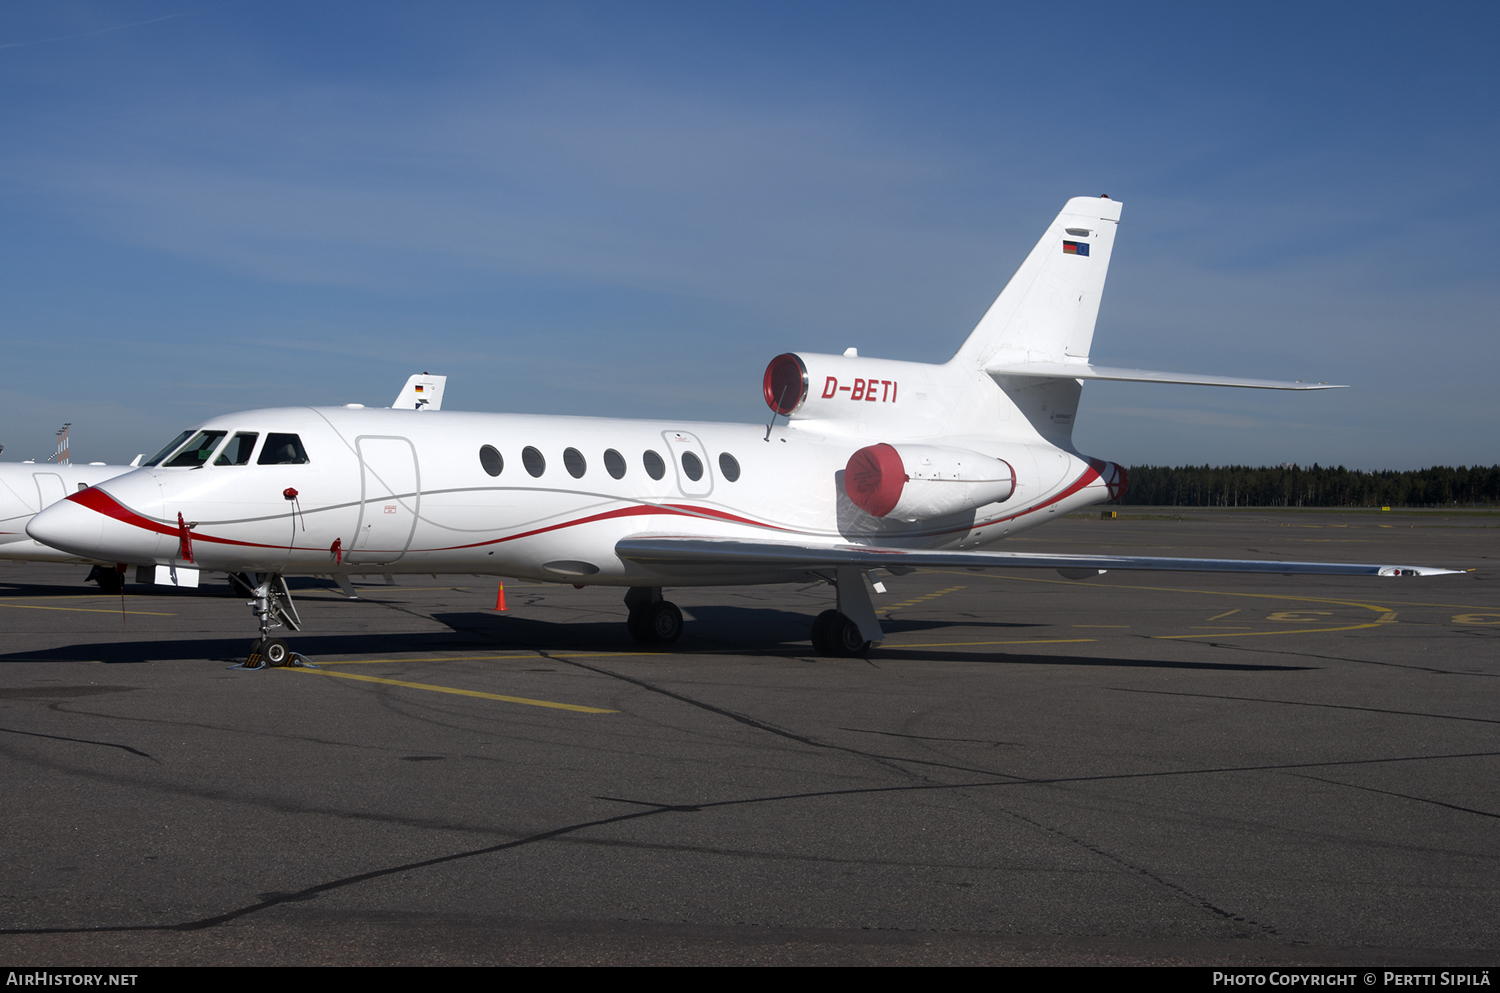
763, 353, 808, 415
844, 443, 906, 517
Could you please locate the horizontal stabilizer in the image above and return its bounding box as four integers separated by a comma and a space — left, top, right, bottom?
616, 536, 1458, 577
985, 361, 1345, 390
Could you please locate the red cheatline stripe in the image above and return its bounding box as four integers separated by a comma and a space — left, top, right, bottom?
68, 488, 277, 548
439, 503, 790, 551
663, 504, 792, 531
66, 487, 794, 555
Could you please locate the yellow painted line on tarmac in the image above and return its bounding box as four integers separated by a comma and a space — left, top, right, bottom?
312, 651, 672, 666
880, 585, 966, 614
0, 602, 175, 616
283, 667, 617, 713
2, 658, 106, 663
2, 594, 139, 600
1207, 609, 1242, 621
883, 638, 1096, 649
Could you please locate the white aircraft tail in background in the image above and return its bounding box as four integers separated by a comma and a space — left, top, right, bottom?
391, 373, 446, 411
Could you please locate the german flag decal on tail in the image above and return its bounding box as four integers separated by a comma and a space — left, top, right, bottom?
1062, 240, 1089, 256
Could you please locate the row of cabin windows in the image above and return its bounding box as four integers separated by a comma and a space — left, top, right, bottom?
479, 445, 740, 483
146, 430, 309, 468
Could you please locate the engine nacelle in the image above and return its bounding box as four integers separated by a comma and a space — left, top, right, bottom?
845, 443, 1015, 521
1095, 460, 1128, 502
763, 352, 953, 433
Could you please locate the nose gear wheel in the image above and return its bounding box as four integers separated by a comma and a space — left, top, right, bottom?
225, 573, 316, 669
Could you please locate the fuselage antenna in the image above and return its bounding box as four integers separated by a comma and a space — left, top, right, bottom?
765, 385, 789, 441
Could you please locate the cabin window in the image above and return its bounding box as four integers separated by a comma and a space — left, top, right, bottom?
718, 453, 741, 482
257, 434, 309, 465
643, 450, 666, 480
479, 445, 503, 477
164, 431, 227, 468
143, 430, 193, 467
603, 449, 626, 479
522, 446, 546, 477
681, 451, 704, 481
214, 433, 259, 466
563, 447, 587, 478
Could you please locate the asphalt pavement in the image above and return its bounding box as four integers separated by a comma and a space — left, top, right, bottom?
1, 508, 1496, 965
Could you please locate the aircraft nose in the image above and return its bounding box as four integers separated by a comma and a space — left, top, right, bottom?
27, 495, 105, 558
27, 486, 166, 564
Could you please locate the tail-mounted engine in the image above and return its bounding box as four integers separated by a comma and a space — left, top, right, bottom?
764, 353, 809, 415
763, 352, 953, 435
845, 443, 1015, 521
1089, 458, 1129, 502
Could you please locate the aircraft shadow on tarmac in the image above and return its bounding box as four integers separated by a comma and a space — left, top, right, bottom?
0, 576, 349, 598
432, 608, 1051, 654
0, 630, 1313, 670
684, 604, 1047, 635
0, 601, 1311, 672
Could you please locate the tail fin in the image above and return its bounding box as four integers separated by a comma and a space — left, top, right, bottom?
392, 373, 447, 411
951, 196, 1122, 370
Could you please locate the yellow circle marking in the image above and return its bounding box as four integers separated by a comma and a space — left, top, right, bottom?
919, 569, 1400, 639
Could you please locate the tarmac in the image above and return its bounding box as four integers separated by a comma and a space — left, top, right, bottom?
1, 507, 1496, 966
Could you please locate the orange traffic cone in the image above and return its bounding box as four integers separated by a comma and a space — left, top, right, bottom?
494, 582, 507, 611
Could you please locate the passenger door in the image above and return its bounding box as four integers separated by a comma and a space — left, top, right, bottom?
348, 436, 420, 564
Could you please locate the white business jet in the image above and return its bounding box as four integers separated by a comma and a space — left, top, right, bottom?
25, 198, 1458, 665
2, 374, 445, 592
0, 460, 143, 577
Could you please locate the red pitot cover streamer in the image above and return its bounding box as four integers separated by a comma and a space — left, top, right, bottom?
177, 513, 194, 564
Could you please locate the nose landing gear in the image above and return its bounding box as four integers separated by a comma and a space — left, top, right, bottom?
227, 573, 316, 669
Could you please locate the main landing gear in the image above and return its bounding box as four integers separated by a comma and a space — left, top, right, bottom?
625, 586, 683, 645
227, 572, 315, 669
811, 609, 871, 656
621, 570, 885, 657
809, 566, 885, 657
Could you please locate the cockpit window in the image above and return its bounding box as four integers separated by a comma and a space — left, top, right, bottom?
164, 431, 228, 468
143, 430, 193, 467
257, 433, 309, 465
214, 433, 260, 466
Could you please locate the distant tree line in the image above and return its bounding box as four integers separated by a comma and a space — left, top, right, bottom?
1119, 464, 1500, 508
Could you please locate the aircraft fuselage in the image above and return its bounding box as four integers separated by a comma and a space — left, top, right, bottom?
39, 405, 1119, 587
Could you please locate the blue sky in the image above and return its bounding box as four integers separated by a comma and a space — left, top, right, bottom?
1, 1, 1496, 469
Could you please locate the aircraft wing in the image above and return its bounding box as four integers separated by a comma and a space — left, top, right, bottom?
615, 536, 1461, 578
984, 361, 1345, 390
